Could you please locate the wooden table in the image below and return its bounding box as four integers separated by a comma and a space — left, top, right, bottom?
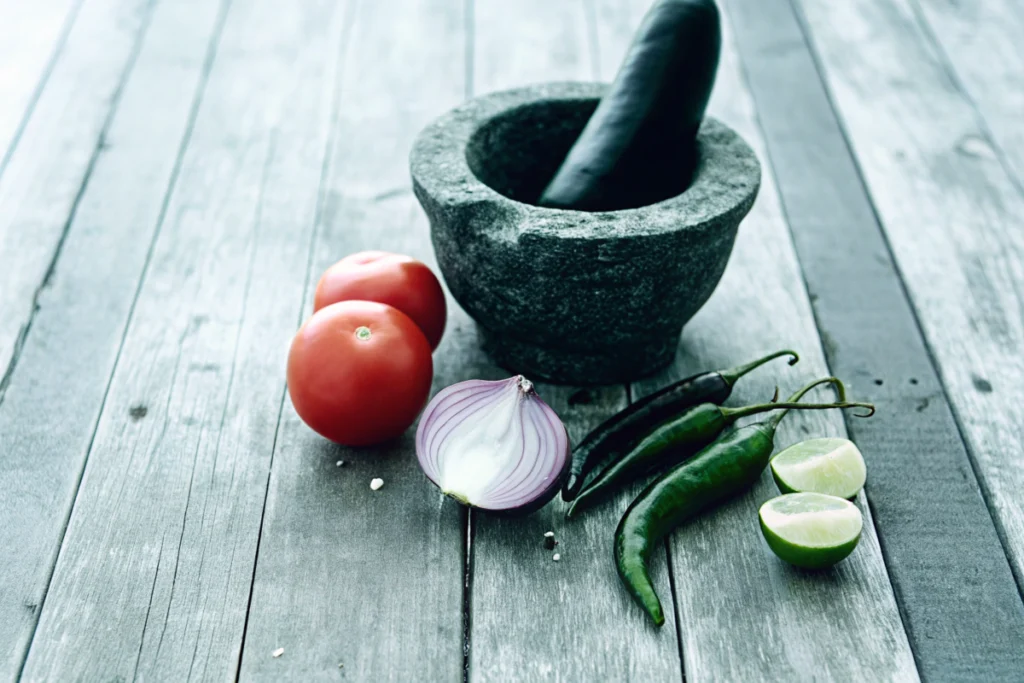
1, 0, 1023, 680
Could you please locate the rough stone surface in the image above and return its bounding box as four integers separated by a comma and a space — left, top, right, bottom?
410, 82, 761, 384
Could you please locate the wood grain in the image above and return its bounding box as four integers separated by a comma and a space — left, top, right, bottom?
0, 0, 80, 171
0, 0, 154, 397
603, 1, 919, 680
465, 2, 684, 682
0, 0, 228, 677
18, 0, 348, 679
721, 9, 1024, 673
910, 0, 1024, 189
0, 0, 1015, 680
783, 0, 1024, 677
237, 0, 470, 680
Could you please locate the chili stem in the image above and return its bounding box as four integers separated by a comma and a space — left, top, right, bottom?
720, 401, 875, 424
718, 349, 800, 386
786, 376, 847, 403
720, 375, 872, 427
774, 376, 849, 428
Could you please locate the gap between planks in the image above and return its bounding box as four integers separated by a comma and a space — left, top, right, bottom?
465, 1, 915, 681
16, 3, 237, 678
791, 0, 1024, 611
235, 0, 467, 679
466, 2, 682, 681
725, 0, 1024, 678
788, 0, 1024, 607
461, 6, 477, 683
903, 0, 1024, 195
19, 0, 354, 679
0, 0, 85, 179
0, 0, 158, 406
0, 0, 232, 677
233, 1, 358, 679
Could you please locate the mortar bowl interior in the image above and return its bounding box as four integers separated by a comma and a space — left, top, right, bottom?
465, 97, 696, 210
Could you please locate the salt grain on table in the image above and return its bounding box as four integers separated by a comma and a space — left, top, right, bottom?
370, 478, 384, 490
272, 648, 284, 658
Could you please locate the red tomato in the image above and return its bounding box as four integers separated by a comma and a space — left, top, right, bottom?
313, 251, 447, 350
287, 300, 433, 446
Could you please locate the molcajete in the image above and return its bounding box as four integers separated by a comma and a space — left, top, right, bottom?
410, 82, 760, 385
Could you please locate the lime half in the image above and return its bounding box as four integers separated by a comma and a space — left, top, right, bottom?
759, 493, 863, 569
771, 437, 866, 499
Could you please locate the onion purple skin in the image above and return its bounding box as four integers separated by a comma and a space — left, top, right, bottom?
415, 376, 571, 516
505, 458, 570, 516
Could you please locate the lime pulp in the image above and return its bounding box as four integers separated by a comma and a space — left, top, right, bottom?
770, 437, 866, 499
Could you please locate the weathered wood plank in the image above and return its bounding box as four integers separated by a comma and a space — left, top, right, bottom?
0, 0, 154, 393
777, 0, 1024, 678
18, 0, 349, 680
472, 0, 594, 88
0, 0, 228, 677
911, 0, 1024, 189
0, 0, 80, 170
733, 0, 1024, 675
237, 0, 469, 680
603, 3, 918, 680
466, 3, 681, 682
590, 0, 647, 80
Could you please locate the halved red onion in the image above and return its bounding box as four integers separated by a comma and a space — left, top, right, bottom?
415, 376, 570, 513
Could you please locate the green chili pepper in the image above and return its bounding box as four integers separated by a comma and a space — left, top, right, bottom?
566, 377, 843, 519
563, 350, 799, 502
613, 378, 874, 626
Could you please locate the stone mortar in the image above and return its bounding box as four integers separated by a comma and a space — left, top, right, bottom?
410, 82, 761, 385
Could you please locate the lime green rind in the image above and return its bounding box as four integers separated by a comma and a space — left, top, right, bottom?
771, 470, 799, 495
760, 519, 861, 569
759, 492, 863, 569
